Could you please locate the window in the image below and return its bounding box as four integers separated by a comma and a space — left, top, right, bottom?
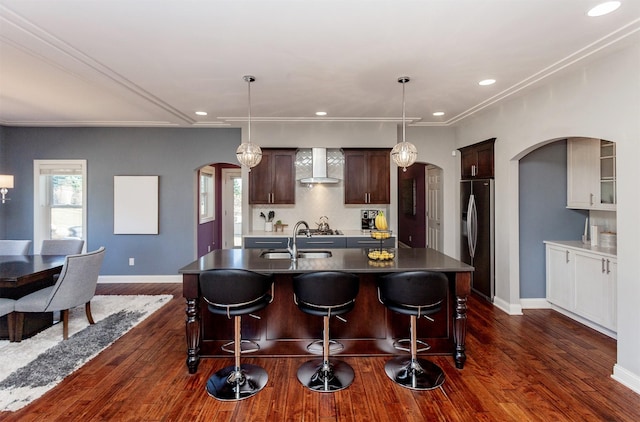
33, 160, 87, 253
199, 166, 215, 224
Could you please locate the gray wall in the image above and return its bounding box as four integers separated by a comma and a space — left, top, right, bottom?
0, 126, 6, 239
1, 126, 240, 275
518, 140, 588, 298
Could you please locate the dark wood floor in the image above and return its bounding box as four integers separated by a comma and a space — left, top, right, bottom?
2, 282, 639, 421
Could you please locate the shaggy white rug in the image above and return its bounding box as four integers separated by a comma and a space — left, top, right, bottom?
0, 294, 172, 412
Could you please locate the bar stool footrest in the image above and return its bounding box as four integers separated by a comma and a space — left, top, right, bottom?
392, 338, 431, 353
221, 339, 260, 354
306, 339, 345, 355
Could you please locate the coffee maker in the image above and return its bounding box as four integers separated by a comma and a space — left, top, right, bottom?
361, 209, 379, 230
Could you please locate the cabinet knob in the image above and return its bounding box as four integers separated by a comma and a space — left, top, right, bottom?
601, 258, 605, 273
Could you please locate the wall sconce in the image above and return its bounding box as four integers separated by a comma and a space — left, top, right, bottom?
0, 174, 14, 203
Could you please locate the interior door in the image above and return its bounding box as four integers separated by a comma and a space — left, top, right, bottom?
222, 168, 242, 249
426, 166, 443, 252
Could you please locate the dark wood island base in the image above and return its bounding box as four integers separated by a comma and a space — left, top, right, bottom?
180, 248, 472, 374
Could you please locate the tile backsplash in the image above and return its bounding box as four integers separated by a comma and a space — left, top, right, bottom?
251, 148, 387, 232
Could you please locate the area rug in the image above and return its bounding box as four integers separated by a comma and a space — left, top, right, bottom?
0, 294, 172, 412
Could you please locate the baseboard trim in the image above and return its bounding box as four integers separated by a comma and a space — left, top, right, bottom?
612, 364, 640, 395
520, 298, 552, 309
492, 295, 523, 315
549, 304, 617, 339
98, 275, 182, 284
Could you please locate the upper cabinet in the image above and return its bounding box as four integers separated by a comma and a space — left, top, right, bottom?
343, 148, 390, 204
459, 138, 495, 179
567, 138, 616, 211
249, 148, 296, 204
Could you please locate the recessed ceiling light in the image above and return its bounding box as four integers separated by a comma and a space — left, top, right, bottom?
588, 1, 621, 17
479, 79, 496, 86
315, 111, 327, 116
195, 111, 207, 116
433, 112, 445, 116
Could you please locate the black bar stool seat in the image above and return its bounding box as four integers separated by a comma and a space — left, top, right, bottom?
378, 271, 448, 390
293, 271, 359, 392
200, 269, 274, 401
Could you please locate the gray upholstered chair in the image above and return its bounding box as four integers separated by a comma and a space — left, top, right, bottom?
40, 239, 85, 255
14, 247, 106, 341
0, 298, 16, 341
0, 240, 32, 255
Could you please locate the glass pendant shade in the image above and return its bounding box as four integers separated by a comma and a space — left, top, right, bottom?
391, 141, 417, 172
391, 76, 417, 172
236, 75, 262, 169
236, 142, 262, 168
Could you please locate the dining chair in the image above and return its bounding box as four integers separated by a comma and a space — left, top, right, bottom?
40, 239, 85, 255
0, 298, 16, 341
0, 240, 32, 255
13, 247, 106, 341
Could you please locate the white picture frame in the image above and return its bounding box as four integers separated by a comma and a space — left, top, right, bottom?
114, 175, 159, 234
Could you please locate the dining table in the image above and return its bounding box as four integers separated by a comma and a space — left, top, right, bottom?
0, 254, 66, 340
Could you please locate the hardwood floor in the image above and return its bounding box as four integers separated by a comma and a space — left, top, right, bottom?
2, 283, 639, 421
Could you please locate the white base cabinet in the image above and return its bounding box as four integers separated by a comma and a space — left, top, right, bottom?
545, 241, 616, 337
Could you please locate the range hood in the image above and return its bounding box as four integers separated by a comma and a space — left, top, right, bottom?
299, 148, 340, 184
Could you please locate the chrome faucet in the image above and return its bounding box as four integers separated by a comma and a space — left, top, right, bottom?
289, 220, 310, 262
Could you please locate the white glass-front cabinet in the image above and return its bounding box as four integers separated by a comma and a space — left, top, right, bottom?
545, 241, 617, 337
567, 138, 616, 211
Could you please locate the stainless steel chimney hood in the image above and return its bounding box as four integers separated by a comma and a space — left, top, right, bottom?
299, 148, 340, 184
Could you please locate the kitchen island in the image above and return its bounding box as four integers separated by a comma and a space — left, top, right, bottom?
180, 247, 473, 374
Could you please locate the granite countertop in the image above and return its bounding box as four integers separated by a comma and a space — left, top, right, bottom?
179, 247, 472, 274
543, 240, 617, 258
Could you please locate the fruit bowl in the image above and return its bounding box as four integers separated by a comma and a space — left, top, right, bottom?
367, 248, 395, 261
370, 230, 392, 240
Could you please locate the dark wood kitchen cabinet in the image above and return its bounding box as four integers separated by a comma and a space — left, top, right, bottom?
343, 148, 390, 204
249, 148, 296, 204
459, 138, 495, 179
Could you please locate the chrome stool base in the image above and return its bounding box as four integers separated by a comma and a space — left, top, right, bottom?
206, 364, 268, 401
297, 358, 354, 392
384, 357, 445, 390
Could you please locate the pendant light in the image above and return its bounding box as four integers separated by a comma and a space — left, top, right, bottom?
236, 75, 263, 169
391, 76, 417, 172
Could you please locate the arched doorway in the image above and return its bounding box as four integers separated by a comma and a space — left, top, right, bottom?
196, 162, 241, 257
517, 137, 616, 303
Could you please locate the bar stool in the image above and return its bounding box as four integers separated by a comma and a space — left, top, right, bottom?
377, 271, 448, 390
293, 271, 359, 392
199, 269, 274, 401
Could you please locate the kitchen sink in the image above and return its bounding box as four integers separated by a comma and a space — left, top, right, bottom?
298, 250, 332, 259
260, 250, 332, 259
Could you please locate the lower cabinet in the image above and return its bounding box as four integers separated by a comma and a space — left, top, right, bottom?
545, 242, 616, 335
346, 237, 395, 249
296, 237, 347, 249
244, 236, 396, 249
244, 237, 289, 249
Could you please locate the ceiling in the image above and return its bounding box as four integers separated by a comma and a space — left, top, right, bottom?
1, 0, 639, 128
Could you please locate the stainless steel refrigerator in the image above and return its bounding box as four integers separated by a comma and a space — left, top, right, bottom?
460, 179, 495, 301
